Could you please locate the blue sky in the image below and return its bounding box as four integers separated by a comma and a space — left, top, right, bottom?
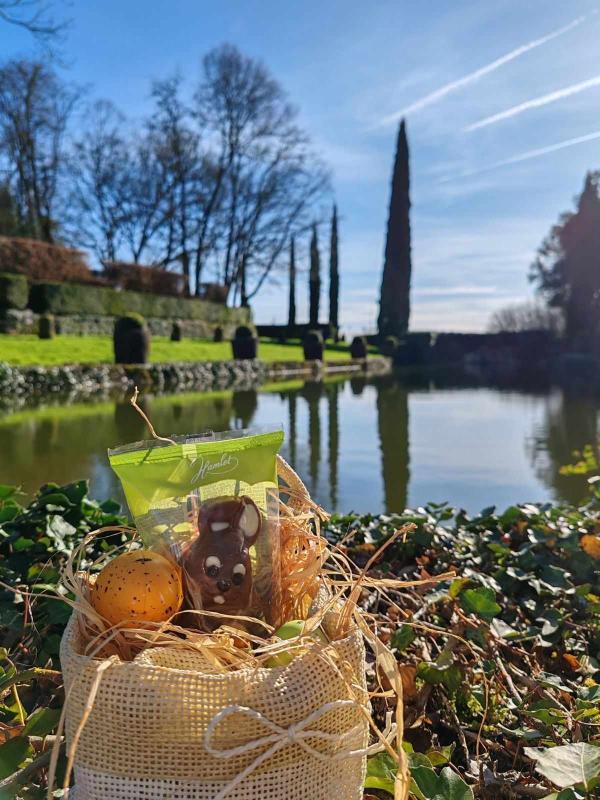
2, 0, 600, 332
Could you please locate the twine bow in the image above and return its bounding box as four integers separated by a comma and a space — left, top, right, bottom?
205, 700, 395, 800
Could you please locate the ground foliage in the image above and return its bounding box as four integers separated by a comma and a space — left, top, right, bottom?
326, 482, 600, 799
0, 481, 598, 798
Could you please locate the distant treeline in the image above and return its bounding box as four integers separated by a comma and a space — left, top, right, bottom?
0, 46, 330, 304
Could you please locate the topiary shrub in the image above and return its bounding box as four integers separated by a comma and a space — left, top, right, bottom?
231, 325, 258, 360
213, 325, 224, 343
303, 330, 324, 361
380, 335, 399, 357
0, 272, 28, 310
38, 313, 55, 340
170, 321, 182, 342
113, 313, 150, 364
350, 335, 368, 359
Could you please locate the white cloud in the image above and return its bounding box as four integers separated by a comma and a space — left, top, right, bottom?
378, 14, 587, 126
465, 73, 600, 131
314, 139, 387, 184
443, 128, 600, 180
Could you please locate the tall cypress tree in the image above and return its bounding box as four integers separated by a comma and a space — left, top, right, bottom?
288, 236, 296, 330
378, 119, 412, 337
329, 205, 339, 333
309, 223, 320, 327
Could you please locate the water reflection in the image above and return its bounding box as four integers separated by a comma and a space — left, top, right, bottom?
302, 381, 323, 487
232, 389, 258, 429
530, 390, 598, 505
376, 375, 409, 513
0, 374, 597, 513
327, 383, 339, 509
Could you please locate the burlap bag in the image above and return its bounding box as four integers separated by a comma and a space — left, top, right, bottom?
60, 609, 370, 800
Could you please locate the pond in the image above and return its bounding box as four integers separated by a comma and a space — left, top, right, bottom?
0, 373, 595, 514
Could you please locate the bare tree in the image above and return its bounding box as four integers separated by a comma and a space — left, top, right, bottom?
0, 0, 66, 45
147, 76, 200, 290
64, 100, 130, 261
66, 100, 173, 265
195, 44, 329, 304
119, 134, 171, 264
0, 59, 80, 242
487, 301, 564, 335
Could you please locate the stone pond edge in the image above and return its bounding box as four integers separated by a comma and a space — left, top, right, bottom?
0, 356, 392, 398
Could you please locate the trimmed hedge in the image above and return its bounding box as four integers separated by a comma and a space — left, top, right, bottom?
0, 272, 28, 310
103, 261, 185, 296
29, 281, 251, 325
0, 237, 91, 282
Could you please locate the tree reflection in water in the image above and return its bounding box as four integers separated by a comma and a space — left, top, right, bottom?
0, 374, 596, 513
375, 375, 409, 514
529, 389, 599, 505
232, 389, 258, 429
301, 380, 323, 488
326, 382, 339, 509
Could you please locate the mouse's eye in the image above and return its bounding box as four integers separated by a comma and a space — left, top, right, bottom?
232, 563, 246, 585
204, 555, 221, 578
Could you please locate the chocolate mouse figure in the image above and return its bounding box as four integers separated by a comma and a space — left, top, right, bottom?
183, 496, 262, 622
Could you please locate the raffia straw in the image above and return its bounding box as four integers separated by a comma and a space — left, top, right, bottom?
335, 523, 415, 636
130, 386, 176, 445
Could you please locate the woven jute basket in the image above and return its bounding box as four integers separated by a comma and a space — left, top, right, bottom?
61, 613, 368, 800
60, 457, 374, 800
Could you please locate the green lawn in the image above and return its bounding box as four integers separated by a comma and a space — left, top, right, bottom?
0, 334, 353, 366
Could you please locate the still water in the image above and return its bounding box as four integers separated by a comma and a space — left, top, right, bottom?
0, 374, 594, 514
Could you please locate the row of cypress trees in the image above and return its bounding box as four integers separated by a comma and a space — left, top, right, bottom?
286, 118, 412, 338
288, 205, 339, 332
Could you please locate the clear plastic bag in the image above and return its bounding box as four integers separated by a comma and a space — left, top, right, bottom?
108, 427, 284, 628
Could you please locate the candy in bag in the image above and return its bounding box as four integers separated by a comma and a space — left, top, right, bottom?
108, 427, 284, 628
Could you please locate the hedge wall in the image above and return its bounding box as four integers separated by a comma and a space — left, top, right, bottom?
103, 261, 185, 296
0, 272, 28, 310
29, 281, 251, 325
0, 237, 92, 283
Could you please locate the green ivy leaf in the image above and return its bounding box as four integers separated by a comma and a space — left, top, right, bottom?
11, 537, 35, 552
459, 587, 501, 620
61, 480, 88, 506
0, 505, 20, 523
542, 789, 586, 800
391, 624, 416, 652
449, 578, 470, 598
23, 706, 62, 737
36, 493, 72, 509
411, 765, 474, 800
426, 744, 455, 766
417, 662, 463, 693
99, 498, 121, 514
364, 751, 397, 795
0, 736, 34, 779
578, 685, 600, 702
525, 743, 600, 790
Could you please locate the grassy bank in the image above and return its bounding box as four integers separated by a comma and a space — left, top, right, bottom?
0, 334, 352, 366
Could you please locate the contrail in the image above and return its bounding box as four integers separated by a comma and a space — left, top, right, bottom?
465, 74, 600, 131
379, 14, 587, 126
443, 129, 600, 181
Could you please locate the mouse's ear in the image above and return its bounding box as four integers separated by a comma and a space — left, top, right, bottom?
237, 497, 261, 546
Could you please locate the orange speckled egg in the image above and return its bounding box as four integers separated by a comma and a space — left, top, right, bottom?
91, 550, 183, 627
